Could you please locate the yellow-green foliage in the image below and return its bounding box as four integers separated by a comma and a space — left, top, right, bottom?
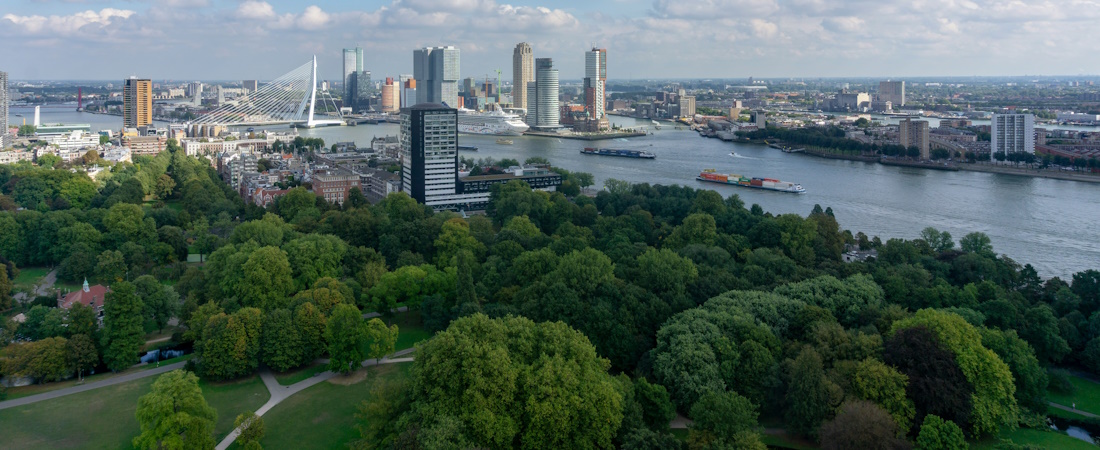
892, 309, 1018, 436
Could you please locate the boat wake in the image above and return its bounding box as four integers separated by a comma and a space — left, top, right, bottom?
730, 152, 760, 160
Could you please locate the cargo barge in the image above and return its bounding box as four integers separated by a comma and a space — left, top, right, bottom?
581, 147, 656, 159
696, 169, 806, 194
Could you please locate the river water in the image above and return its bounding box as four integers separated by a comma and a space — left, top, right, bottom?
9, 108, 1100, 279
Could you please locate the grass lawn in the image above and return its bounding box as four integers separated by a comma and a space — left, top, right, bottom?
12, 267, 50, 290
0, 374, 154, 449
4, 355, 195, 401
1048, 375, 1100, 415
0, 371, 268, 450
273, 362, 330, 386
394, 319, 432, 351
259, 362, 412, 450
972, 428, 1097, 450
200, 375, 271, 439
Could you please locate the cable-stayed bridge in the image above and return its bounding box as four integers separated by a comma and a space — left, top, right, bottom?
191, 56, 343, 128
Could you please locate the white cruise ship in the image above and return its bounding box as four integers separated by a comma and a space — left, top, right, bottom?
457, 109, 529, 135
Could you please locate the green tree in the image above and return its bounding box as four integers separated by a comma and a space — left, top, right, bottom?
154, 174, 176, 200
233, 412, 266, 448
326, 303, 366, 374
819, 400, 907, 450
363, 317, 398, 363
406, 314, 623, 449
66, 302, 99, 340
261, 308, 302, 372
239, 246, 293, 310
891, 309, 1018, 436
959, 232, 993, 255
915, 414, 968, 450
96, 250, 128, 283
134, 275, 178, 333
688, 390, 766, 450
920, 227, 955, 253
979, 328, 1048, 412
786, 347, 842, 438
102, 281, 145, 372
133, 370, 217, 450
68, 334, 99, 381
547, 248, 615, 296
434, 218, 486, 267
199, 308, 262, 380
839, 358, 916, 432
283, 234, 348, 291
0, 266, 11, 311
294, 301, 327, 365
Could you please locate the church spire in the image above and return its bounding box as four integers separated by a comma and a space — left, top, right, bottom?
83, 278, 90, 292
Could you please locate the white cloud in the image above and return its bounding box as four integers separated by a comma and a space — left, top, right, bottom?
750, 18, 778, 39
2, 8, 135, 35
651, 0, 779, 19
237, 1, 276, 20
821, 16, 864, 33
297, 5, 331, 30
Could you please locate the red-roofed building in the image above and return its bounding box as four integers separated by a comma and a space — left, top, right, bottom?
58, 279, 109, 316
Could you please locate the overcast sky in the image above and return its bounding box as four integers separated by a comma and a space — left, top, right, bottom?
2, 0, 1098, 82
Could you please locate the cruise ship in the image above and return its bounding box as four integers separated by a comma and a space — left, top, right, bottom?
457, 109, 529, 135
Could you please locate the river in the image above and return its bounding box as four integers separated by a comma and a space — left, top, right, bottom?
8, 108, 1100, 279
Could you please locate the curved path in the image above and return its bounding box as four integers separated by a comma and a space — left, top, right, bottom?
0, 361, 187, 411
214, 348, 417, 450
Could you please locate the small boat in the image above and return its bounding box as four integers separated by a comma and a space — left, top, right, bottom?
496, 138, 514, 145
457, 145, 479, 151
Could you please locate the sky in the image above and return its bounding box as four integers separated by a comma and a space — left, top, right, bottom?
2, 0, 1099, 82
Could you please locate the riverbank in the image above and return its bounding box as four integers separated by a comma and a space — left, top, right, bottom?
753, 140, 1100, 183
523, 130, 648, 140
957, 163, 1100, 183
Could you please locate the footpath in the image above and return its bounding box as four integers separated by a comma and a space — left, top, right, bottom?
0, 361, 187, 411
214, 348, 416, 450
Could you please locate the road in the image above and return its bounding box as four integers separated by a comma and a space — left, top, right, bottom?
0, 361, 187, 411
214, 348, 417, 450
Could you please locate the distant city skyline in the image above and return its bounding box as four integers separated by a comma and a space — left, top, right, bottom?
3, 1, 1100, 81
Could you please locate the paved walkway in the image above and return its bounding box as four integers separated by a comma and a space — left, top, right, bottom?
14, 268, 57, 303
0, 361, 187, 411
1050, 401, 1100, 419
214, 348, 417, 450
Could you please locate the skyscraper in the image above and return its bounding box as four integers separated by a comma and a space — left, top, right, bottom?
381, 78, 399, 113
402, 79, 417, 108
512, 43, 534, 111
351, 70, 373, 111
879, 81, 905, 106
0, 71, 9, 149
343, 47, 364, 104
400, 103, 486, 210
526, 58, 559, 130
398, 74, 413, 107
242, 80, 259, 92
584, 48, 607, 120
123, 77, 152, 128
413, 46, 460, 107
991, 113, 1035, 161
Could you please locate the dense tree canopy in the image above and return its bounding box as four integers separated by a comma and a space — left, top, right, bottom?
405, 314, 623, 449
